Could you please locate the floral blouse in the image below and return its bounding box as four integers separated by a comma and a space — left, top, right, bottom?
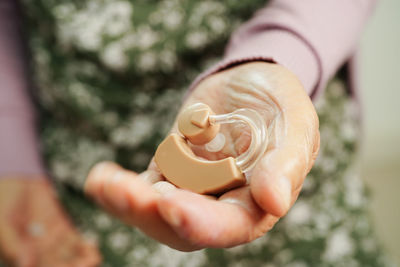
0, 0, 393, 266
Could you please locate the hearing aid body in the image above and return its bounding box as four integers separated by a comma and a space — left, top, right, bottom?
155, 134, 245, 194
155, 103, 268, 195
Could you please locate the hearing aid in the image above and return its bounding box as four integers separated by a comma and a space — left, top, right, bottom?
154, 103, 269, 195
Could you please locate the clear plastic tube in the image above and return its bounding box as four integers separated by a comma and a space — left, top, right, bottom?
209, 108, 268, 174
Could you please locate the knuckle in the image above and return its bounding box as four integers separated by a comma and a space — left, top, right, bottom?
249, 215, 279, 241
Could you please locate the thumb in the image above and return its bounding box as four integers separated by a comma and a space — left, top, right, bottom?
250, 68, 319, 217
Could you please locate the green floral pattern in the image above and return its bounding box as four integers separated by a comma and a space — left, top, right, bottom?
19, 0, 394, 266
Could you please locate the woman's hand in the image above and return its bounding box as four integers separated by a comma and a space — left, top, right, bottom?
0, 177, 101, 267
84, 62, 320, 251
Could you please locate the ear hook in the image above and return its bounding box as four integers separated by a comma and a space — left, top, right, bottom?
210, 108, 268, 173
154, 103, 268, 194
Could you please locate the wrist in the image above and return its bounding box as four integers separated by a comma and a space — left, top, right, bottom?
224, 29, 320, 96
189, 29, 320, 99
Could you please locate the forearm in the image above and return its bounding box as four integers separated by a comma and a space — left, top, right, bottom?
191, 0, 377, 98
0, 0, 44, 177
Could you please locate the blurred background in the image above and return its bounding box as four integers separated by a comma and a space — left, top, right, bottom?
360, 0, 400, 264
1, 0, 398, 265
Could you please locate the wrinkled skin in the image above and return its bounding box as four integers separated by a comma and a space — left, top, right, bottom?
0, 178, 101, 267
84, 62, 320, 251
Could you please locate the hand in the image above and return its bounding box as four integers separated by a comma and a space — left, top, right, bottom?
0, 177, 101, 267
84, 62, 320, 251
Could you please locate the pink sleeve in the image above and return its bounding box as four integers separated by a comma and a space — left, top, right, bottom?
191, 0, 377, 98
0, 0, 45, 177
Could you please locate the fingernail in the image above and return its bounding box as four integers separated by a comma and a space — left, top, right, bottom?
85, 163, 105, 192
85, 163, 105, 189
86, 162, 115, 190
91, 161, 115, 178
274, 176, 292, 213
139, 170, 163, 184
152, 181, 177, 195
105, 171, 129, 212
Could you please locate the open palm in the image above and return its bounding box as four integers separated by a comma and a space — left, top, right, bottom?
84, 62, 320, 251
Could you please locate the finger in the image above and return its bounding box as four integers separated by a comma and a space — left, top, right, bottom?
85, 162, 199, 251
84, 161, 123, 211
157, 187, 278, 248
86, 162, 156, 221
250, 66, 320, 217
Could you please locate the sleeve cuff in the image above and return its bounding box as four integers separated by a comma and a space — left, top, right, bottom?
0, 115, 45, 177
189, 29, 322, 99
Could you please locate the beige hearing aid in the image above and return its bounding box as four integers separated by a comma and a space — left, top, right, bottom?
155, 103, 268, 195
